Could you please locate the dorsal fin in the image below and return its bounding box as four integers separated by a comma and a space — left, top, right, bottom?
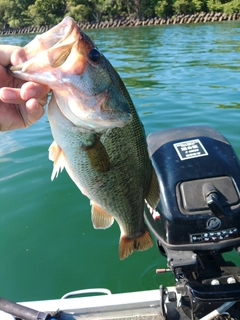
145, 167, 160, 209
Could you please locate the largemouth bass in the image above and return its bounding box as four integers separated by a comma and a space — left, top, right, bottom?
10, 17, 159, 259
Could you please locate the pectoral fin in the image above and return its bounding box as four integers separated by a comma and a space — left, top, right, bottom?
91, 201, 114, 229
84, 139, 110, 173
145, 167, 160, 209
48, 141, 65, 180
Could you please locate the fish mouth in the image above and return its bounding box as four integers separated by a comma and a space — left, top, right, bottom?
9, 16, 132, 130
9, 16, 81, 78
16, 16, 79, 64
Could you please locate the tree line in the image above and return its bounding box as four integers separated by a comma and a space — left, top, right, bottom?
0, 0, 239, 29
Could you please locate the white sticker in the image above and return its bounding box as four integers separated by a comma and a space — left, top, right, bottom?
174, 139, 208, 161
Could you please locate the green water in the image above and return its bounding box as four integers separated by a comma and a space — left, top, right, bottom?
0, 21, 240, 302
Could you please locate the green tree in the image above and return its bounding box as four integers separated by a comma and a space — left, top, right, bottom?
206, 0, 230, 12
172, 0, 208, 14
0, 0, 35, 28
0, 0, 12, 28
66, 0, 115, 22
154, 0, 174, 16
222, 0, 240, 13
98, 0, 125, 20
0, 0, 239, 29
28, 0, 66, 25
66, 0, 92, 22
135, 0, 158, 19
90, 0, 110, 21
173, 0, 194, 14
192, 0, 207, 11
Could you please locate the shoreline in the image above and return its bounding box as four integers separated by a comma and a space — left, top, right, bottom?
1, 11, 240, 35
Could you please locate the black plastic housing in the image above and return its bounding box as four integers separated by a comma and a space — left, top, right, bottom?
145, 125, 240, 252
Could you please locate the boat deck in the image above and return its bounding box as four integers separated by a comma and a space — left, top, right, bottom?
20, 289, 167, 320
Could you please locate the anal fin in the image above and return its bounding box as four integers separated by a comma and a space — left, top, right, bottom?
91, 201, 114, 229
48, 141, 65, 180
119, 228, 153, 260
145, 167, 160, 209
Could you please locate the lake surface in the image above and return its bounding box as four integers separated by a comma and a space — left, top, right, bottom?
0, 20, 240, 302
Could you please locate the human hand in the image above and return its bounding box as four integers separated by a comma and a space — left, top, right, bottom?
0, 45, 50, 131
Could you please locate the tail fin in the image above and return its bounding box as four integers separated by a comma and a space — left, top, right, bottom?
119, 228, 153, 260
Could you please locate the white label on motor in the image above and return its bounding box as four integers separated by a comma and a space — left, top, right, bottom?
173, 139, 208, 161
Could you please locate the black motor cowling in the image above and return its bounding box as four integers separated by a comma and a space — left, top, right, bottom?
145, 125, 240, 253
145, 126, 240, 319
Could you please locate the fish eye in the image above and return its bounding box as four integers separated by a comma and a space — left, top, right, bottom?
88, 48, 101, 63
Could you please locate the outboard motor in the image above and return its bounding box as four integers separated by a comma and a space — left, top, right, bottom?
145, 125, 240, 320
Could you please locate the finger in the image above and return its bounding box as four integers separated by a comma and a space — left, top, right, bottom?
0, 45, 21, 67
0, 87, 23, 104
0, 65, 13, 87
11, 47, 27, 65
20, 82, 50, 101
0, 103, 22, 131
25, 98, 45, 123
